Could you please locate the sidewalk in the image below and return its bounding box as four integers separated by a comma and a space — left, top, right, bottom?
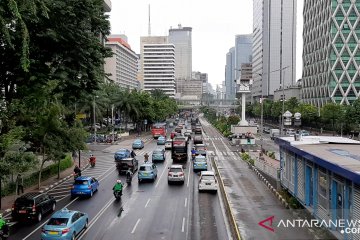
0, 156, 89, 214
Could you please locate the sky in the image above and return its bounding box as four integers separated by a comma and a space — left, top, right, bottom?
109, 0, 304, 88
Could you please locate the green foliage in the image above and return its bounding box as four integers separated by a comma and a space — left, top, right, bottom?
227, 115, 240, 125
1, 155, 73, 196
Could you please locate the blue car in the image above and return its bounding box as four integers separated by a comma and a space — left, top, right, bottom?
157, 136, 166, 145
138, 163, 158, 182
132, 139, 144, 149
152, 148, 165, 162
71, 177, 99, 198
114, 148, 131, 161
41, 208, 88, 240
193, 156, 208, 172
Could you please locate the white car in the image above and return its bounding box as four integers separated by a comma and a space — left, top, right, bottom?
167, 165, 185, 184
198, 171, 217, 193
165, 139, 172, 149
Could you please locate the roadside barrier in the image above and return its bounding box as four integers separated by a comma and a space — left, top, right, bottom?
211, 156, 242, 240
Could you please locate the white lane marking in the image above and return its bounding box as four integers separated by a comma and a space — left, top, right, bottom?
23, 167, 116, 239
145, 198, 151, 208
187, 161, 191, 187
181, 217, 186, 232
78, 197, 115, 239
131, 218, 141, 234
155, 160, 169, 188
22, 197, 79, 239
184, 197, 187, 207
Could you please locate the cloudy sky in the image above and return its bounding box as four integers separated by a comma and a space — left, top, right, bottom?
109, 0, 304, 88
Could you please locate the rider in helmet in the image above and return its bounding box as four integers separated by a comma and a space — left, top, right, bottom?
112, 179, 123, 196
144, 153, 149, 163
0, 213, 9, 237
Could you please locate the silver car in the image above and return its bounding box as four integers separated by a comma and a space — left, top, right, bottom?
167, 165, 185, 184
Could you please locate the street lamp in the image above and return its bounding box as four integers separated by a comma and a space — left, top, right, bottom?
280, 66, 290, 136
93, 96, 99, 144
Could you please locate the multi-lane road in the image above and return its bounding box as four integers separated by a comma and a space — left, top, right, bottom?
9, 127, 230, 240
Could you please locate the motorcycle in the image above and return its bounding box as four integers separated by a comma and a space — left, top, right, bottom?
0, 223, 9, 240
126, 175, 132, 185
73, 172, 81, 180
114, 190, 122, 201
89, 156, 96, 167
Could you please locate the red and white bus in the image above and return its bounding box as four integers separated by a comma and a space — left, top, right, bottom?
151, 123, 166, 139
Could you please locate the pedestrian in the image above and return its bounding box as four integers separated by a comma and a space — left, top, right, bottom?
17, 173, 24, 195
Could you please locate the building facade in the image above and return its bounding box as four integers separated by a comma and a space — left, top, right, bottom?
105, 35, 139, 89
252, 0, 296, 101
277, 136, 360, 239
302, 0, 360, 106
168, 25, 192, 95
140, 36, 175, 97
225, 47, 236, 100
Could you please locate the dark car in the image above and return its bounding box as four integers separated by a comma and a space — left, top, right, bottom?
116, 157, 139, 174
12, 192, 56, 222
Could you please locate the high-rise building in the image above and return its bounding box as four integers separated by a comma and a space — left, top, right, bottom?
252, 0, 296, 101
225, 47, 235, 100
105, 35, 139, 89
225, 35, 252, 100
192, 71, 209, 94
302, 0, 360, 106
168, 25, 192, 95
140, 36, 175, 97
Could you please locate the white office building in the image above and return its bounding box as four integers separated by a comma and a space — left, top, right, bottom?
140, 36, 175, 97
105, 35, 139, 89
252, 0, 296, 101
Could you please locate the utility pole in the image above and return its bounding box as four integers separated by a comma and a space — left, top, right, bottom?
93, 97, 97, 144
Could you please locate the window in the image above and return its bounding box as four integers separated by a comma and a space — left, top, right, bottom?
318, 170, 328, 209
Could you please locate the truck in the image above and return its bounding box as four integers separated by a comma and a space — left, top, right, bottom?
172, 136, 188, 162
270, 129, 280, 140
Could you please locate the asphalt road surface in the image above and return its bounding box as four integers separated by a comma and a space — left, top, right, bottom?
9, 131, 230, 240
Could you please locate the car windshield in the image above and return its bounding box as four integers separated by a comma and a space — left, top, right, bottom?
47, 217, 69, 226
74, 180, 89, 185
119, 159, 132, 164
140, 166, 152, 171
116, 150, 127, 154
202, 175, 215, 180
153, 150, 162, 154
15, 198, 33, 207
196, 146, 206, 151
195, 158, 206, 162
170, 168, 182, 172
134, 140, 141, 143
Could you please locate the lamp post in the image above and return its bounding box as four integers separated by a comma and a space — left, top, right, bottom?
93, 97, 96, 144
280, 66, 289, 136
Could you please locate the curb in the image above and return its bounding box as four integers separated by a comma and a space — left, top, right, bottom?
249, 163, 289, 209
211, 156, 242, 240
2, 163, 89, 214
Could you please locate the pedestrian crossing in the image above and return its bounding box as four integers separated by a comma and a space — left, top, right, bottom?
46, 154, 116, 201
203, 137, 224, 141
216, 151, 236, 156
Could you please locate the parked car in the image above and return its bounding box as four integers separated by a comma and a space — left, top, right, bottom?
116, 157, 138, 174
286, 129, 296, 136
300, 130, 310, 136
12, 192, 56, 222
198, 171, 217, 193
165, 139, 172, 149
71, 177, 99, 198
152, 148, 166, 162
157, 136, 166, 145
132, 139, 144, 149
167, 164, 185, 184
114, 149, 131, 161
138, 163, 158, 182
193, 156, 208, 172
41, 208, 88, 240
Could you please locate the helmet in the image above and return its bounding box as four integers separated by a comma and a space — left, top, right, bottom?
117, 180, 121, 183
90, 154, 93, 157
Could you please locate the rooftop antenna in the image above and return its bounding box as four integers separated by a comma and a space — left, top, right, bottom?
148, 4, 151, 36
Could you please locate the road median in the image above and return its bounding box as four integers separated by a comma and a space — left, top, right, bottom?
211, 155, 242, 240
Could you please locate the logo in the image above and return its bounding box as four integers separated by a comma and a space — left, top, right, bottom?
258, 216, 275, 232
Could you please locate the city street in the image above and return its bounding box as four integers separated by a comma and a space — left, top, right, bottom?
8, 134, 229, 240
200, 117, 315, 240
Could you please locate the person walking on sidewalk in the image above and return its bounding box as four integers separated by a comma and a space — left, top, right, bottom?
16, 173, 24, 195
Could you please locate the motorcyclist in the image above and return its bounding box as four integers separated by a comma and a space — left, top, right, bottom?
191, 147, 197, 160
74, 165, 81, 177
144, 153, 149, 163
0, 213, 9, 237
130, 150, 136, 158
126, 169, 133, 181
89, 154, 96, 165
112, 180, 123, 196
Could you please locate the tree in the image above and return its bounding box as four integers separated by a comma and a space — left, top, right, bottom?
227, 115, 240, 125
321, 103, 345, 133
295, 103, 318, 127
